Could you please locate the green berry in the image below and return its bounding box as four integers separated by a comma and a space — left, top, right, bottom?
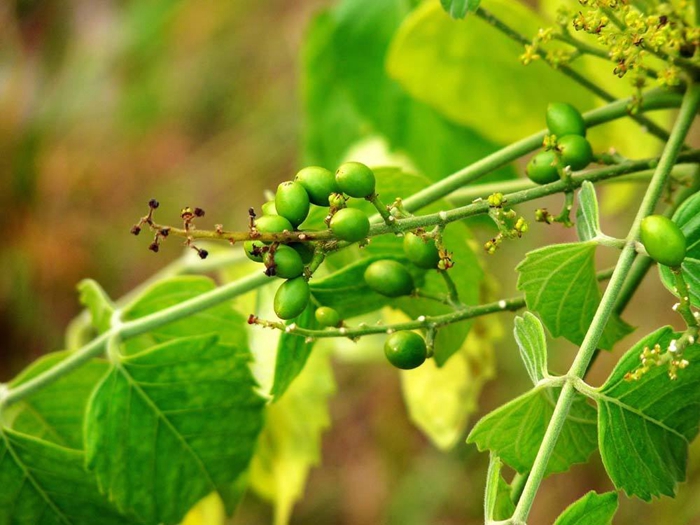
546, 102, 586, 137
295, 166, 340, 207
330, 208, 370, 243
289, 242, 315, 264
261, 200, 277, 216
384, 331, 427, 370
255, 214, 294, 244
275, 181, 310, 227
364, 260, 414, 297
273, 277, 310, 320
335, 161, 376, 198
640, 215, 687, 267
558, 135, 593, 171
243, 240, 266, 263
315, 306, 341, 328
403, 232, 440, 269
526, 150, 560, 185
328, 192, 346, 209
265, 245, 304, 279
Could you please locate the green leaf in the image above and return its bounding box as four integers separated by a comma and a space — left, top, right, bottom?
553, 490, 618, 525
303, 0, 516, 182
270, 304, 318, 400
516, 242, 633, 350
85, 334, 265, 524
0, 429, 134, 525
7, 351, 108, 449
467, 386, 598, 475
595, 327, 700, 500
659, 191, 700, 307
121, 275, 248, 353
386, 1, 597, 145
440, 0, 480, 19
78, 279, 115, 334
513, 312, 548, 386
576, 181, 601, 242
484, 454, 515, 522
250, 348, 335, 525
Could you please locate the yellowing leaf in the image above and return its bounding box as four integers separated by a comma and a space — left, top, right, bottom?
249, 348, 336, 525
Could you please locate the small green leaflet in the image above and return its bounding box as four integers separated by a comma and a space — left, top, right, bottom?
484, 454, 515, 522
78, 279, 116, 334
517, 242, 634, 350
594, 327, 700, 500
7, 351, 109, 449
513, 312, 548, 386
85, 334, 265, 524
576, 181, 601, 242
0, 429, 135, 525
659, 191, 700, 307
553, 491, 618, 525
440, 0, 480, 19
467, 386, 597, 475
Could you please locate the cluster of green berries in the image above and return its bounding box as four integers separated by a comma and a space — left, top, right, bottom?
526, 103, 594, 185
245, 161, 378, 320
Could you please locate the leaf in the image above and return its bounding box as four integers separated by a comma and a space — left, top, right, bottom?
484, 454, 515, 522
513, 312, 548, 386
386, 1, 597, 145
249, 348, 335, 525
303, 0, 517, 183
440, 0, 480, 19
576, 181, 601, 242
121, 275, 248, 353
467, 386, 598, 475
85, 334, 265, 524
516, 242, 634, 350
400, 316, 497, 450
7, 351, 108, 449
659, 191, 700, 307
181, 492, 226, 525
78, 279, 115, 334
553, 490, 618, 525
595, 327, 700, 500
0, 428, 134, 525
270, 304, 318, 400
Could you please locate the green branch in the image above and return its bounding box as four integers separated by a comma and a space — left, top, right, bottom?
510, 81, 700, 523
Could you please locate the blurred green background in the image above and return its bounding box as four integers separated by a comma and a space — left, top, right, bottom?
2, 0, 699, 523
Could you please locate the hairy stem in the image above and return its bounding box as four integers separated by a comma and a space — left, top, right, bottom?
510, 82, 700, 523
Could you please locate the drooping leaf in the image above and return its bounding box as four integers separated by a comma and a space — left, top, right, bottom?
516, 242, 634, 350
659, 191, 700, 307
400, 316, 497, 449
121, 275, 248, 354
553, 490, 618, 525
440, 0, 480, 19
513, 312, 548, 386
467, 386, 598, 475
78, 279, 115, 334
0, 429, 134, 525
250, 348, 335, 525
7, 351, 108, 449
85, 334, 265, 524
484, 454, 515, 522
595, 327, 700, 500
576, 181, 602, 242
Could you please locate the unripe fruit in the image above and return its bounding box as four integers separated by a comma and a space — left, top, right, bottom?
289, 242, 315, 264
315, 306, 341, 328
335, 161, 376, 198
364, 260, 414, 297
295, 166, 340, 207
274, 277, 310, 320
261, 200, 277, 216
330, 208, 370, 243
526, 150, 560, 185
384, 331, 427, 370
243, 240, 266, 262
275, 181, 310, 227
546, 102, 586, 137
640, 215, 687, 267
265, 245, 304, 279
403, 232, 440, 269
255, 214, 294, 244
558, 135, 593, 171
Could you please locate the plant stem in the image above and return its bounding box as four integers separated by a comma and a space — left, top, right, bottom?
511, 81, 700, 523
